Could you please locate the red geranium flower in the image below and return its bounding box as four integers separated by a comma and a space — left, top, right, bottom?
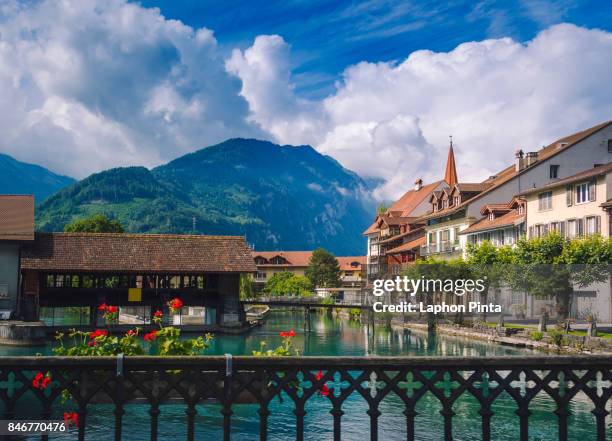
154, 310, 163, 318
168, 298, 183, 311
316, 370, 329, 397
279, 330, 295, 338
89, 329, 108, 339
126, 329, 136, 336
107, 306, 118, 313
144, 330, 157, 342
64, 411, 79, 427
97, 303, 108, 312
288, 330, 296, 337
32, 371, 51, 390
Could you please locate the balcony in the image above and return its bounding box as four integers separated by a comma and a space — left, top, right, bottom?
420, 240, 461, 256
0, 355, 609, 440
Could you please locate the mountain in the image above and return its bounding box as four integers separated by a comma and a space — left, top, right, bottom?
36, 139, 375, 254
0, 153, 75, 203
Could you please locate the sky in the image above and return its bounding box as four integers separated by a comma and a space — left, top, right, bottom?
0, 0, 611, 200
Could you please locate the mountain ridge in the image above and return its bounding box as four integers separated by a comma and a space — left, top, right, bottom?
0, 153, 75, 203
35, 138, 374, 254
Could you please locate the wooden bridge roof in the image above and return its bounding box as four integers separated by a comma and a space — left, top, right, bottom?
21, 232, 257, 273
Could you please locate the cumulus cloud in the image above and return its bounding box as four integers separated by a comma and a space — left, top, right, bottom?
228, 24, 612, 200
0, 0, 260, 177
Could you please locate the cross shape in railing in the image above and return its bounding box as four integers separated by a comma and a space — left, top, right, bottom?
511, 371, 534, 397
295, 371, 313, 398
362, 371, 385, 398
588, 371, 611, 397
327, 372, 350, 398
398, 372, 423, 398
0, 372, 23, 398
435, 372, 459, 398
474, 372, 498, 398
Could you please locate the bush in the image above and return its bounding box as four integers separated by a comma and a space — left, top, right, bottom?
530, 331, 544, 341
548, 329, 565, 347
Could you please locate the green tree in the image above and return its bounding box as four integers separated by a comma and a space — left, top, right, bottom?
504, 233, 611, 319
466, 241, 512, 320
64, 214, 124, 233
264, 271, 312, 297
306, 248, 341, 288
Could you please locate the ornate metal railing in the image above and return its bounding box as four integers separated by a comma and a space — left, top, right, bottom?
0, 356, 610, 441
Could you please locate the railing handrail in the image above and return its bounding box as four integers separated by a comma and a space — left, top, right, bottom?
0, 354, 610, 368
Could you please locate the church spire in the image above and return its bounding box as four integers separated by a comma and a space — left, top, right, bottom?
444, 136, 458, 187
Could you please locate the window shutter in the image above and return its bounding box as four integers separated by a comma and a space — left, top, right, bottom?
577, 218, 584, 236
589, 179, 596, 201
528, 226, 534, 238
596, 216, 601, 234
560, 221, 566, 238
566, 185, 573, 206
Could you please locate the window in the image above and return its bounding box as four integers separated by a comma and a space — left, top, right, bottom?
488, 212, 495, 221
575, 182, 590, 204
586, 216, 600, 235
428, 232, 436, 244
454, 196, 460, 206
608, 139, 612, 153
453, 227, 460, 244
518, 204, 524, 215
538, 191, 552, 211
549, 164, 559, 179
255, 271, 267, 280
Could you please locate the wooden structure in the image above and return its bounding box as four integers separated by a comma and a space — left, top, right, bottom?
19, 232, 256, 328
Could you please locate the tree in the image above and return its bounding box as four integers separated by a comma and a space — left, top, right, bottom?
64, 214, 124, 233
264, 272, 312, 297
306, 248, 341, 288
504, 233, 611, 319
466, 241, 512, 320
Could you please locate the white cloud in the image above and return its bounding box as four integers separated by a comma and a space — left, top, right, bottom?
1, 1, 611, 205
0, 0, 260, 177
228, 24, 612, 200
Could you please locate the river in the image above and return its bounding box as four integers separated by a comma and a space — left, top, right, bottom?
2, 310, 608, 440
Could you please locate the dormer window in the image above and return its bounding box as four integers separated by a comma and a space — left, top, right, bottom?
454, 196, 460, 206
518, 204, 524, 215
442, 199, 448, 209
488, 212, 495, 221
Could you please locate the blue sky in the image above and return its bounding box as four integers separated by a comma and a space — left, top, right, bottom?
0, 0, 611, 198
138, 0, 612, 98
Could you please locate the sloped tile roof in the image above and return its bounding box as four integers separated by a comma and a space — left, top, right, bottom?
0, 195, 35, 241
386, 236, 426, 254
460, 211, 525, 235
252, 250, 313, 267
21, 233, 257, 273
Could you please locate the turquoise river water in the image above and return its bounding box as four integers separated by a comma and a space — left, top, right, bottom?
1, 310, 609, 440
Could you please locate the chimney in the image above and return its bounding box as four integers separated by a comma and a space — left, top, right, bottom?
525, 151, 539, 167
414, 178, 423, 191
515, 149, 524, 172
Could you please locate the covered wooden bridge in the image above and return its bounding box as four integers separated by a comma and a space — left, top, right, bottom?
19, 232, 256, 329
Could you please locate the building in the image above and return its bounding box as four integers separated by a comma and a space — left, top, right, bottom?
363, 179, 446, 279
20, 232, 257, 328
460, 197, 526, 247
520, 162, 612, 239
0, 195, 35, 319
418, 120, 612, 259
251, 251, 366, 288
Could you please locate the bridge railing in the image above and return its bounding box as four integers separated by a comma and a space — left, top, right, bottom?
0, 355, 610, 441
